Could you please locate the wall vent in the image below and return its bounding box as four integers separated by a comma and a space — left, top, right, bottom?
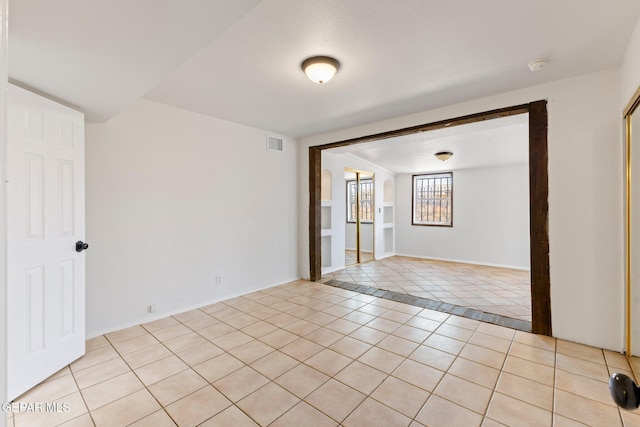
266, 135, 284, 152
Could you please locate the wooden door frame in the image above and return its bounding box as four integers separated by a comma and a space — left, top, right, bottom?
309, 101, 551, 335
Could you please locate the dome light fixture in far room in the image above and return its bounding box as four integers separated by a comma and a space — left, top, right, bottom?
435, 151, 453, 161
301, 56, 340, 84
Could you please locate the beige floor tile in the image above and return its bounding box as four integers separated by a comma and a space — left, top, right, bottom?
481, 418, 509, 427
196, 323, 236, 341
251, 350, 299, 380
348, 325, 388, 345
211, 330, 255, 351
342, 310, 376, 325
435, 324, 475, 342
148, 369, 208, 406
275, 364, 330, 398
237, 382, 299, 426
305, 327, 344, 347
259, 329, 299, 349
86, 335, 111, 351
555, 369, 614, 407
556, 339, 605, 364
554, 392, 618, 427
409, 345, 456, 372
172, 308, 207, 323
604, 350, 630, 371
513, 331, 556, 352
330, 336, 372, 359
620, 410, 640, 427
271, 401, 337, 427
280, 338, 324, 362
42, 366, 73, 383
142, 316, 181, 332
556, 353, 610, 382
502, 355, 555, 386
81, 371, 144, 411
13, 391, 88, 427
153, 324, 196, 342
74, 357, 131, 389
444, 315, 481, 331
135, 355, 189, 386
229, 340, 275, 364
199, 405, 259, 427
176, 342, 224, 367
370, 376, 430, 418
182, 314, 220, 331
406, 316, 442, 332
343, 397, 411, 427
112, 333, 160, 355
241, 321, 280, 338
509, 342, 555, 367
122, 342, 173, 369
128, 409, 177, 426
162, 332, 208, 353
305, 348, 352, 376
193, 352, 244, 383
416, 395, 483, 427
165, 386, 231, 427
305, 378, 366, 423
424, 333, 466, 355
15, 372, 78, 403
469, 332, 512, 353
58, 413, 95, 427
70, 345, 119, 372
486, 392, 552, 427
366, 317, 403, 334
448, 357, 500, 389
392, 359, 444, 392
91, 389, 161, 427
552, 414, 589, 426
434, 374, 492, 414
334, 361, 387, 395
392, 324, 432, 343
213, 366, 270, 402
105, 325, 148, 343
476, 322, 516, 341
495, 372, 553, 411
377, 335, 420, 357
283, 319, 321, 336
358, 346, 405, 374
460, 343, 507, 369
325, 318, 361, 335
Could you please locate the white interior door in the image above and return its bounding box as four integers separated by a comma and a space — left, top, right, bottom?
7, 84, 86, 400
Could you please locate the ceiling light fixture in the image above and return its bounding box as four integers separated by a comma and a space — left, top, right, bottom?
435, 151, 453, 161
528, 58, 549, 72
301, 56, 340, 84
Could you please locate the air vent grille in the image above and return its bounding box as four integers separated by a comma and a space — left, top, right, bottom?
267, 135, 284, 152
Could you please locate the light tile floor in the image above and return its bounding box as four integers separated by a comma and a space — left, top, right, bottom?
323, 256, 532, 322
6, 280, 636, 426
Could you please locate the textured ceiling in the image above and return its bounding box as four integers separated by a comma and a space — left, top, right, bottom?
9, 0, 640, 137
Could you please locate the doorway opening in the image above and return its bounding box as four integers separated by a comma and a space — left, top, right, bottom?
310, 102, 550, 335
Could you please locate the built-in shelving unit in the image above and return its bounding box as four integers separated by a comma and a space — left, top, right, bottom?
321, 170, 333, 271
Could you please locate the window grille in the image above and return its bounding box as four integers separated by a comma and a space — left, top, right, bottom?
347, 179, 374, 223
412, 172, 453, 226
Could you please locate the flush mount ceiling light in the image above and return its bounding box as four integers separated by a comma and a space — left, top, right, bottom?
435, 151, 453, 161
301, 56, 340, 84
528, 58, 550, 72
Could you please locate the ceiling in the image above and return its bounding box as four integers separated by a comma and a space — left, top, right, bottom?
328, 114, 529, 174
9, 1, 640, 138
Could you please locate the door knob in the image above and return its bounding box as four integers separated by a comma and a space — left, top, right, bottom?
75, 241, 89, 253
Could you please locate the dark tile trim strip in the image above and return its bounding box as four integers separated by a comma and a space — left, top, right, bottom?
321, 279, 532, 333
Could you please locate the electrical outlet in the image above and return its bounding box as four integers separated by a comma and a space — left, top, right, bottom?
215, 275, 223, 286
148, 304, 156, 313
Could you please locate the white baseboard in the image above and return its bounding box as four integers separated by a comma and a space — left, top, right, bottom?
393, 253, 530, 271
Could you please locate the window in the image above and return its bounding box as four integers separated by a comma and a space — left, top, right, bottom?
412, 172, 453, 226
347, 179, 373, 223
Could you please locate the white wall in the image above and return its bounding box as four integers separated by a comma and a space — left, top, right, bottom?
395, 164, 530, 269
621, 17, 640, 110
0, 0, 7, 423
85, 99, 298, 337
299, 68, 624, 351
